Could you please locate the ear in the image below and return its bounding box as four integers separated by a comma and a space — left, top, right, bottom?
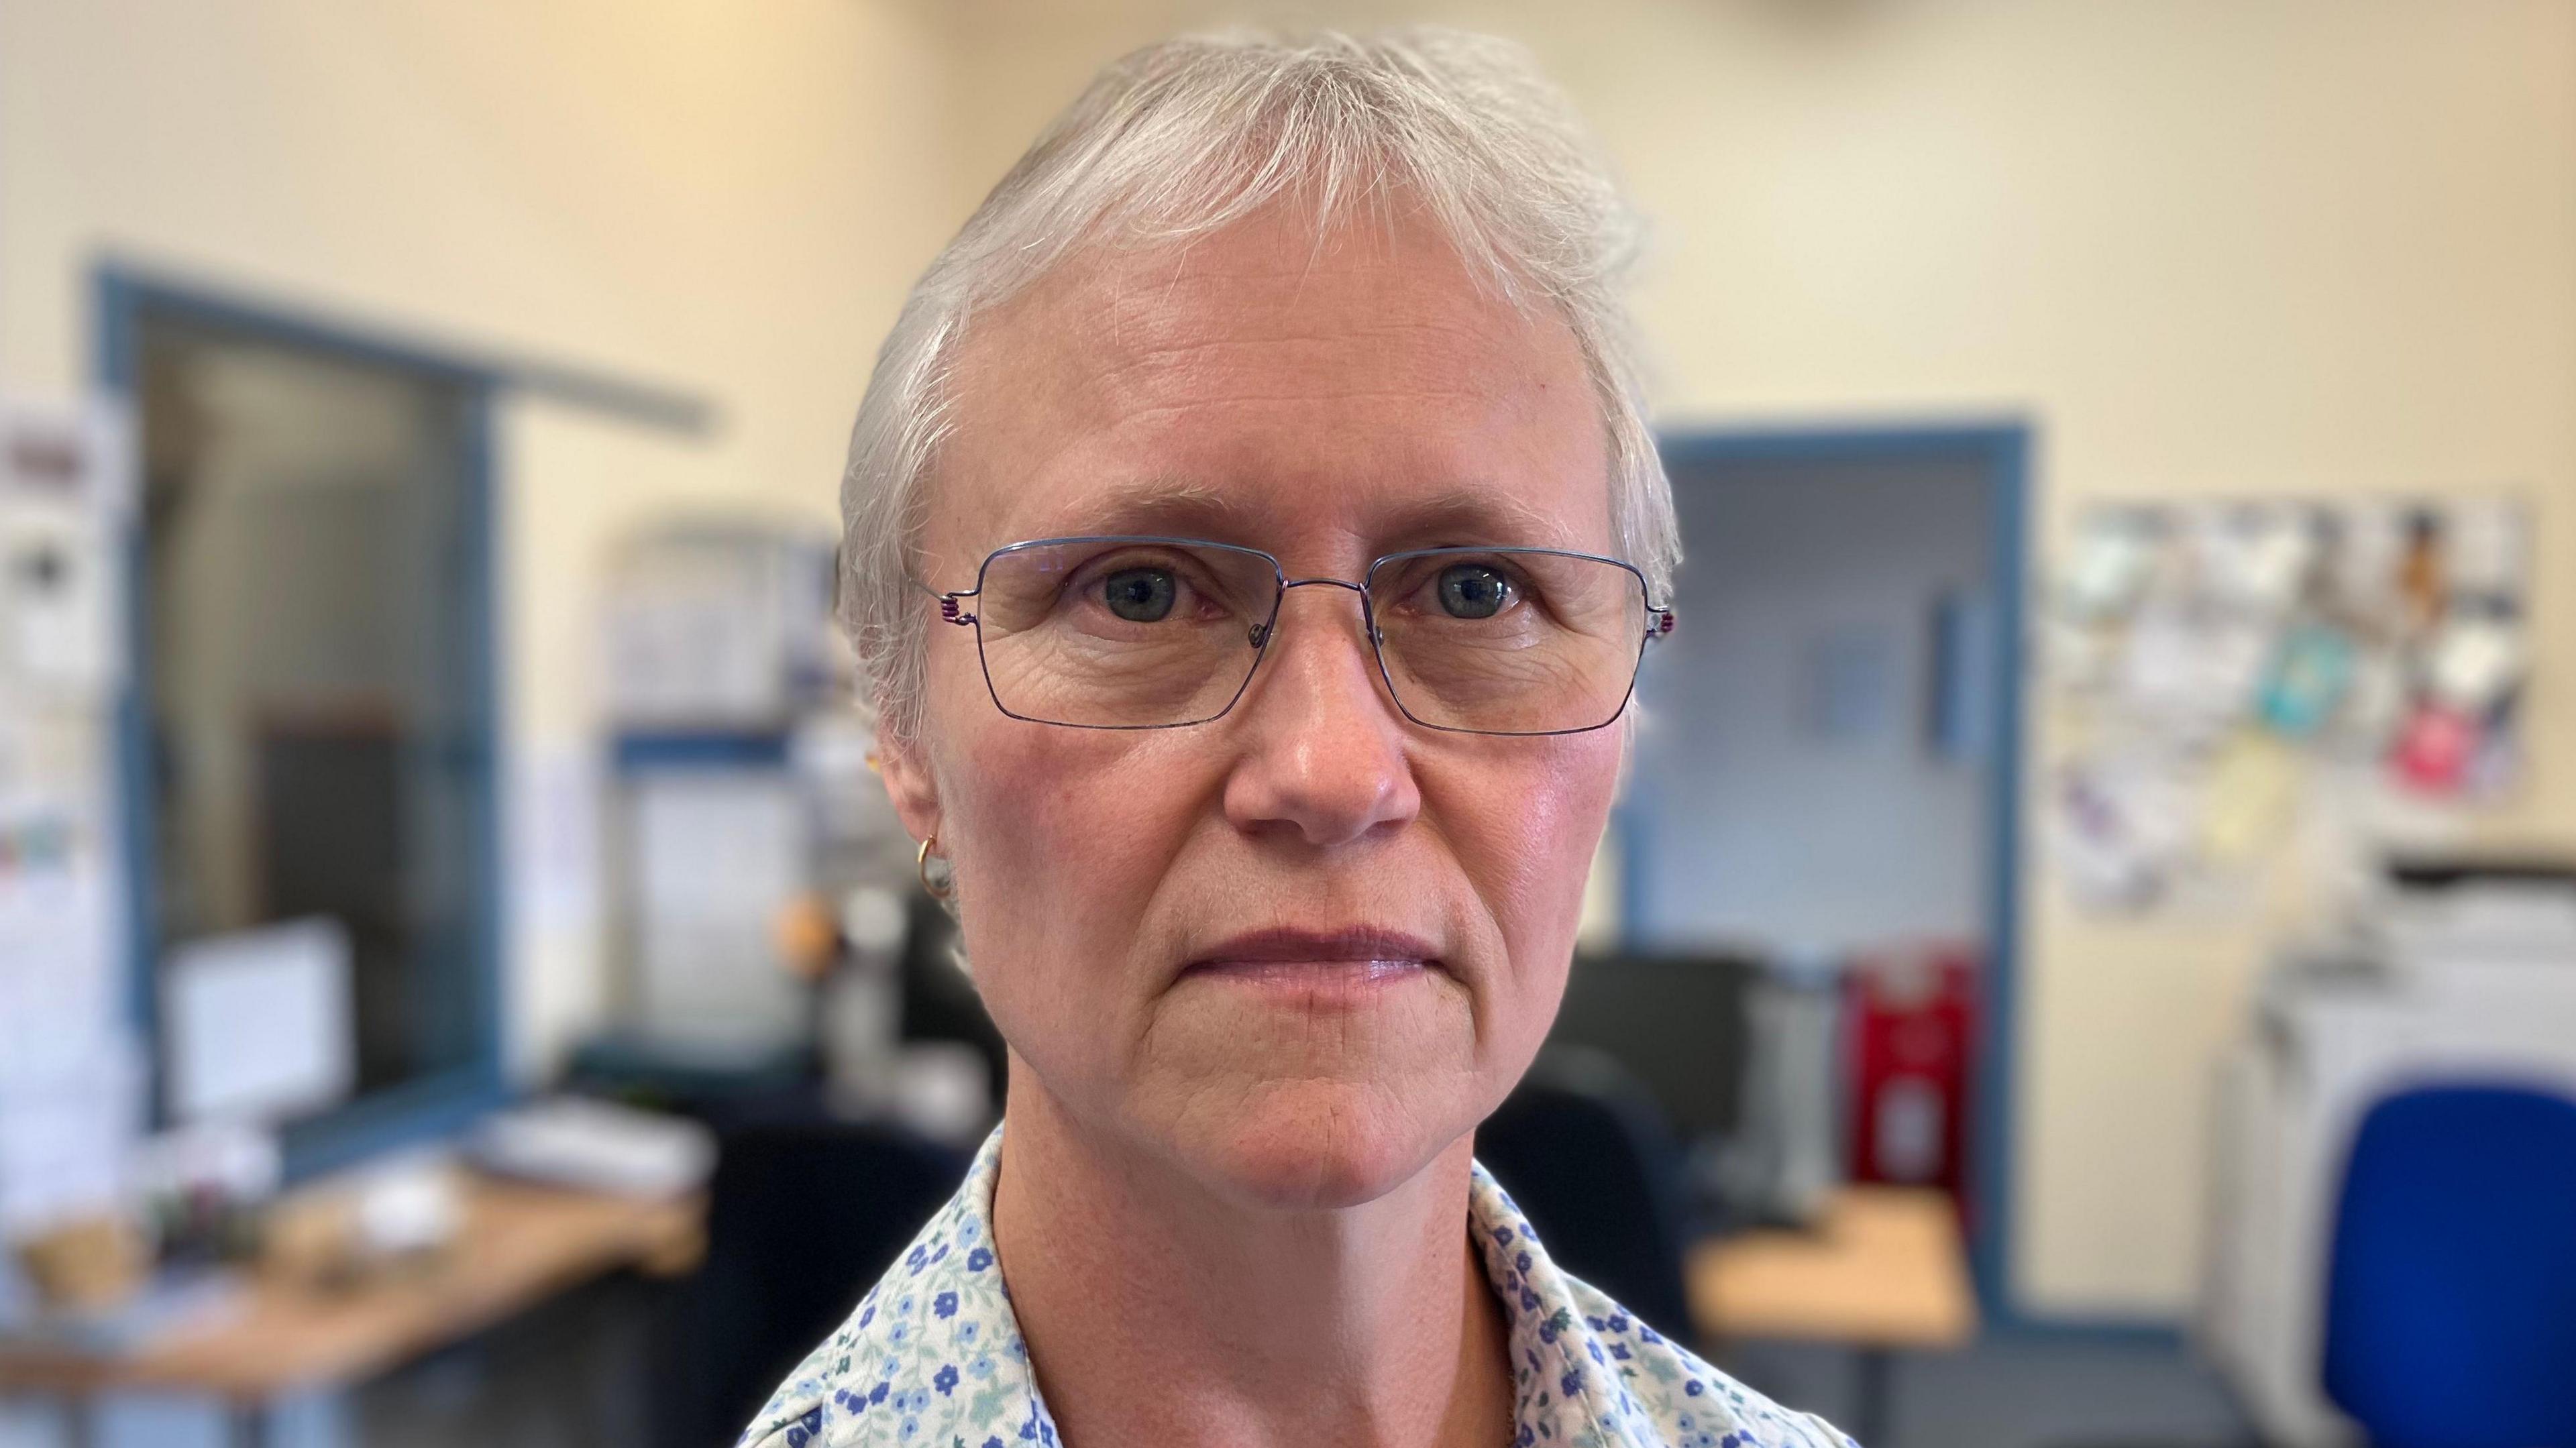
874, 727, 943, 847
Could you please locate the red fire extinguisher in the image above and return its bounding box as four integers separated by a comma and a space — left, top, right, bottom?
1845, 942, 1978, 1219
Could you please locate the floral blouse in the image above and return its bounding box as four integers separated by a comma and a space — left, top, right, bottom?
740, 1127, 1857, 1448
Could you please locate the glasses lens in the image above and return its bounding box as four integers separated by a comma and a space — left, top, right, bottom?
1367, 549, 1646, 734
971, 539, 1280, 727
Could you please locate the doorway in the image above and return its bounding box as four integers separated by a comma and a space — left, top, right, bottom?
1625, 425, 2028, 1308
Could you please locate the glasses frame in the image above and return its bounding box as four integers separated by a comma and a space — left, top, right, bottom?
928, 534, 1678, 736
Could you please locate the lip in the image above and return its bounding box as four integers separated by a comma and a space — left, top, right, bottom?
1180, 926, 1446, 995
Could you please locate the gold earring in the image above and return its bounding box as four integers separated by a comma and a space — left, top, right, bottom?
916, 834, 955, 901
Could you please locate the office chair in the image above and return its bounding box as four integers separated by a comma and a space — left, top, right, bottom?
657, 1118, 969, 1448
2049, 1083, 2576, 1448
1475, 1044, 1697, 1343
2320, 1082, 2576, 1448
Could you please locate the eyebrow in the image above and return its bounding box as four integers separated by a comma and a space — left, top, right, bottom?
1019, 477, 1267, 544
1015, 478, 1591, 555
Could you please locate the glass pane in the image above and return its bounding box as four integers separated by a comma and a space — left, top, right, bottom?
971, 538, 1277, 727
138, 313, 490, 1123
1368, 549, 1646, 733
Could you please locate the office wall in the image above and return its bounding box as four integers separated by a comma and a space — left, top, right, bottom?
912, 0, 2576, 1317
0, 0, 959, 1077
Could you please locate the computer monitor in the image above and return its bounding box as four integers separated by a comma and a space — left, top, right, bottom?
161, 917, 354, 1126
1546, 952, 1756, 1145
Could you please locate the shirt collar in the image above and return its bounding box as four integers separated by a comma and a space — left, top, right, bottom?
747, 1125, 1673, 1448
1468, 1155, 1674, 1448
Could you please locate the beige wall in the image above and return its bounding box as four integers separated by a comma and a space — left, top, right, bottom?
0, 0, 959, 1075
913, 0, 2576, 1317
7, 0, 2570, 1321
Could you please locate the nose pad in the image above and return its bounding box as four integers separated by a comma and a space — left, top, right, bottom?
1248, 578, 1388, 694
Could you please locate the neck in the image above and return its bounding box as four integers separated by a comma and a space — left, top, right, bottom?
990, 1072, 1513, 1448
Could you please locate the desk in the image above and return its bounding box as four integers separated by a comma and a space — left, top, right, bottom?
1688, 1186, 1977, 1445
0, 1174, 704, 1447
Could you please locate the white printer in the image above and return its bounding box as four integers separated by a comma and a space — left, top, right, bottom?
2200, 859, 2576, 1447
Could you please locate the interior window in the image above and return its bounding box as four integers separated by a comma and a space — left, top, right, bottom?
134, 309, 494, 1146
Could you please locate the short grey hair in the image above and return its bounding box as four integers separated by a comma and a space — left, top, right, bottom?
839, 27, 1676, 739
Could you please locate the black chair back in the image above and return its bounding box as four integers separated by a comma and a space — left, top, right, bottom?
658, 1119, 968, 1448
1476, 1045, 1696, 1343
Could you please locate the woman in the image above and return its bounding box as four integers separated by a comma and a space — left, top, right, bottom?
745, 28, 1855, 1448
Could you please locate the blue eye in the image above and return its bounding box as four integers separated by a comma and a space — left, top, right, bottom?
1102, 567, 1177, 622
1437, 564, 1512, 619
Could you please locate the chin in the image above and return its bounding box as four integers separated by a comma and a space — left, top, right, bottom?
1170, 1076, 1471, 1211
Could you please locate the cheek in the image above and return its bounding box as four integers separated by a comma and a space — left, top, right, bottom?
932, 707, 1202, 1060
1434, 730, 1624, 1034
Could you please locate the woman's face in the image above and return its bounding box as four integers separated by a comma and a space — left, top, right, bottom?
879, 206, 1627, 1209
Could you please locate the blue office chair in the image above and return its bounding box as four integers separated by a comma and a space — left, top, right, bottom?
2322, 1082, 2576, 1448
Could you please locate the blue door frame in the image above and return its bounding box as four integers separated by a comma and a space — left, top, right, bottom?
95, 266, 513, 1177
1648, 421, 2033, 1324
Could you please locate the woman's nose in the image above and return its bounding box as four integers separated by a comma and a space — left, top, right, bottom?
1219, 586, 1421, 848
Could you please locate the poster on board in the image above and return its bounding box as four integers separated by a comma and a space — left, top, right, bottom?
2043, 496, 2530, 915
0, 394, 140, 1242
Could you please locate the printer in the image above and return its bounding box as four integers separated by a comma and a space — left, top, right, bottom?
2200, 857, 2576, 1446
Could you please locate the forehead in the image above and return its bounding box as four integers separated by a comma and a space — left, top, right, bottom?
931, 204, 1612, 565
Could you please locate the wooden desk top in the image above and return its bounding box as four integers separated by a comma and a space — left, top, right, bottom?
0, 1174, 704, 1402
1688, 1186, 1978, 1351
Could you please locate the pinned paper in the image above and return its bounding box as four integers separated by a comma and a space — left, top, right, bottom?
2257, 623, 2355, 739
2201, 732, 2302, 864
2063, 510, 2156, 620
2426, 612, 2524, 714
2392, 703, 2480, 797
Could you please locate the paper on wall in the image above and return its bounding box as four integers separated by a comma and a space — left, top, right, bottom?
0, 1035, 140, 1239
0, 498, 119, 696
0, 392, 140, 1239
2200, 732, 2303, 865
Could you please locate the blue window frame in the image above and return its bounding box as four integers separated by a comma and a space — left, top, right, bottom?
96, 266, 507, 1178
